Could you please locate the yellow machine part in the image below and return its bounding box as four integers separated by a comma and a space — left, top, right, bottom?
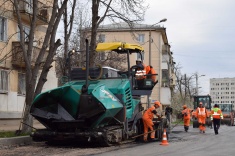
96, 42, 144, 53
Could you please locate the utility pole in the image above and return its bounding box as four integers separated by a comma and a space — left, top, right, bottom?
195, 73, 205, 96
148, 31, 152, 65
147, 18, 167, 108
196, 73, 198, 96
148, 18, 167, 65
184, 74, 187, 103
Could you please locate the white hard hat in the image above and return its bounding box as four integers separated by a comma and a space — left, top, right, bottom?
136, 58, 142, 62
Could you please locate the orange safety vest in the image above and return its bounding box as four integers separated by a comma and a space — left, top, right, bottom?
135, 64, 146, 80
196, 107, 207, 118
211, 108, 223, 119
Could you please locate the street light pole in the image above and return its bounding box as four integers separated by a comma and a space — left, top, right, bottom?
195, 73, 205, 95
148, 18, 167, 65
147, 18, 167, 108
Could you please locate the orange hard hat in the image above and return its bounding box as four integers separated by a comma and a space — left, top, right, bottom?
183, 105, 187, 108
154, 101, 161, 107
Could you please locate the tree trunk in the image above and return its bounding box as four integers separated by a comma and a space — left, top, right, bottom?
19, 0, 69, 134
90, 0, 100, 66
21, 85, 36, 133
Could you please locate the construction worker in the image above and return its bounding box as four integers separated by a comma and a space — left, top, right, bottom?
146, 65, 157, 83
131, 59, 146, 88
165, 105, 173, 123
211, 104, 223, 135
181, 105, 191, 132
133, 58, 146, 80
195, 102, 208, 133
142, 101, 161, 142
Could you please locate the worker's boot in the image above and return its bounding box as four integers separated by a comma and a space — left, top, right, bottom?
184, 126, 188, 132
185, 126, 189, 132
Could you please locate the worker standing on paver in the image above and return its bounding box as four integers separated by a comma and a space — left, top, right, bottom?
181, 105, 191, 132
195, 102, 208, 133
211, 104, 223, 135
133, 59, 146, 80
142, 101, 161, 142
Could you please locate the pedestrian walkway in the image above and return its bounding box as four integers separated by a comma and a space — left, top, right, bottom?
0, 119, 45, 131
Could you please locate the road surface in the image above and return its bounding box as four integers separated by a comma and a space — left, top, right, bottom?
1, 125, 234, 156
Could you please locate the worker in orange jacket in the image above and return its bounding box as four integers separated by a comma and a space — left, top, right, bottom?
142, 101, 161, 142
146, 65, 157, 83
195, 102, 208, 133
182, 105, 191, 132
210, 104, 223, 135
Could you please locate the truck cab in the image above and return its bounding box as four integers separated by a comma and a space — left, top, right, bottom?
192, 95, 212, 128
217, 103, 234, 126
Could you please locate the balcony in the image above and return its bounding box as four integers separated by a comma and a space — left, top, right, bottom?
162, 45, 170, 55
11, 41, 47, 68
13, 0, 49, 25
170, 74, 176, 87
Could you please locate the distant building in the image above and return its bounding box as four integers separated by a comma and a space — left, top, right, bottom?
210, 78, 235, 104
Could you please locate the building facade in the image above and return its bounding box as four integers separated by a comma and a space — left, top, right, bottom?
89, 23, 176, 106
0, 0, 57, 118
210, 78, 235, 104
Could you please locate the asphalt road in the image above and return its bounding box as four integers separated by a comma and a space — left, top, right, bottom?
95, 125, 235, 156
1, 124, 234, 156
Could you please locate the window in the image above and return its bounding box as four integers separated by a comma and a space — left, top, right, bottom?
17, 25, 30, 41
21, 0, 33, 13
0, 70, 8, 93
138, 34, 145, 43
0, 16, 7, 41
162, 69, 169, 87
137, 51, 145, 60
18, 73, 26, 95
98, 34, 106, 60
98, 34, 105, 43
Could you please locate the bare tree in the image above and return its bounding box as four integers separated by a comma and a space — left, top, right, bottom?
55, 0, 77, 86
171, 63, 197, 115
56, 0, 147, 72
8, 0, 70, 133
88, 0, 148, 66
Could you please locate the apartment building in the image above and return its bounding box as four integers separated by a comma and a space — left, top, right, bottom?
0, 0, 57, 118
210, 78, 235, 104
85, 22, 176, 106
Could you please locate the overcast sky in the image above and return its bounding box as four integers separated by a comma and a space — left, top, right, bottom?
142, 0, 235, 94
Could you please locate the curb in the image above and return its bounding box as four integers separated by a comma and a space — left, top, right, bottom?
0, 136, 32, 146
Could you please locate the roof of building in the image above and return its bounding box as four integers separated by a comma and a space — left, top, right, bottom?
98, 22, 162, 30
94, 22, 168, 44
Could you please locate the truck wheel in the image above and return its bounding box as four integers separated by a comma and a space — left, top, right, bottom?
156, 123, 163, 140
135, 119, 144, 142
193, 120, 198, 128
231, 118, 234, 126
229, 119, 233, 126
